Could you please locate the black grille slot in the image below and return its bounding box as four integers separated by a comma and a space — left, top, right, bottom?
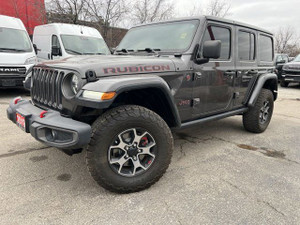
32, 67, 65, 110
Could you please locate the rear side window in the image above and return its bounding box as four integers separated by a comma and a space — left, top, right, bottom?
259, 35, 273, 62
238, 31, 255, 61
203, 25, 231, 60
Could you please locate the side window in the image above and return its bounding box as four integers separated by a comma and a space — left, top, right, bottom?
238, 31, 255, 61
52, 35, 60, 48
202, 25, 231, 60
259, 35, 273, 62
283, 55, 288, 63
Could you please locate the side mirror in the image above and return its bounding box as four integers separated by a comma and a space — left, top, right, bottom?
52, 46, 62, 56
203, 40, 221, 59
33, 44, 38, 54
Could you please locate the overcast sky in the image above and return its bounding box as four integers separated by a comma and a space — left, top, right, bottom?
175, 0, 300, 34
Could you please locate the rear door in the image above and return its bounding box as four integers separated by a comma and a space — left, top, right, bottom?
192, 22, 235, 118
234, 27, 258, 107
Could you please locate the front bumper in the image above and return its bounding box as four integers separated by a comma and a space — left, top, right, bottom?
0, 76, 26, 88
7, 99, 91, 149
282, 74, 300, 83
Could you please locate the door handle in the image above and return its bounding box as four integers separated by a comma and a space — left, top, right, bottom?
224, 71, 236, 76
246, 70, 258, 75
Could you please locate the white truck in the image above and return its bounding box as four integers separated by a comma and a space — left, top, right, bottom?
33, 23, 111, 61
0, 15, 37, 88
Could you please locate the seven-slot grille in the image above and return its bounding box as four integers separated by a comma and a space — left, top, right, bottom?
31, 67, 65, 110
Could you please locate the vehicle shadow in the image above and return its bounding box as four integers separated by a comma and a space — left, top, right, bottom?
0, 88, 30, 99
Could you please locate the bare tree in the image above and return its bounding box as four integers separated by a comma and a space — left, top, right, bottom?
181, 0, 231, 18
46, 0, 88, 24
131, 0, 174, 25
274, 26, 297, 54
206, 0, 231, 17
86, 0, 129, 39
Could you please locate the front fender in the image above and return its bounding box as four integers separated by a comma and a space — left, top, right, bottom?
248, 73, 278, 107
77, 75, 181, 127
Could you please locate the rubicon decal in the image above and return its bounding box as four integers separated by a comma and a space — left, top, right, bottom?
103, 65, 171, 74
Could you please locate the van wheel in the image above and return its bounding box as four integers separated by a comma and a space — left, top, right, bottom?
86, 105, 173, 193
243, 89, 274, 133
280, 80, 289, 87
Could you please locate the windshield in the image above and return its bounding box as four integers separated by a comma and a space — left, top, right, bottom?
293, 54, 300, 62
117, 20, 199, 52
60, 35, 110, 55
0, 27, 32, 52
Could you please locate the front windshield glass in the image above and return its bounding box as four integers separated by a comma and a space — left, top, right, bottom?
0, 27, 32, 52
117, 20, 199, 52
60, 35, 110, 55
293, 54, 300, 62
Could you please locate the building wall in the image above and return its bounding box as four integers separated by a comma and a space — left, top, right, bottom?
0, 0, 46, 36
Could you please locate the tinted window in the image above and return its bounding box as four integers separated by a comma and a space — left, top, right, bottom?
238, 31, 255, 61
259, 35, 273, 62
203, 25, 231, 60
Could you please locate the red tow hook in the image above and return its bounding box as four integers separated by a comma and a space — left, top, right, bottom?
14, 97, 22, 105
40, 110, 48, 118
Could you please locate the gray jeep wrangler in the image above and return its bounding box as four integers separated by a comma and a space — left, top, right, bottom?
7, 16, 277, 193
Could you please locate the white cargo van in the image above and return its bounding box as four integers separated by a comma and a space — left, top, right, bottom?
33, 23, 111, 61
0, 15, 37, 88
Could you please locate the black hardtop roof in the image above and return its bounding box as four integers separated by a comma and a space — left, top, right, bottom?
133, 15, 273, 36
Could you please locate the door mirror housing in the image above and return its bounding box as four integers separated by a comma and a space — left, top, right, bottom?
203, 40, 221, 59
52, 46, 62, 56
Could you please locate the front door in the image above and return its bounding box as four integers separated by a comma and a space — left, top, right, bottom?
192, 22, 235, 118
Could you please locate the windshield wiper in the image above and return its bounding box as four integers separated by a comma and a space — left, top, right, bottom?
0, 48, 26, 52
65, 49, 82, 55
115, 49, 134, 54
84, 52, 105, 55
137, 48, 161, 54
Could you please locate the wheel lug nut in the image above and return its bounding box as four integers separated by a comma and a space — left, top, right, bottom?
138, 149, 142, 153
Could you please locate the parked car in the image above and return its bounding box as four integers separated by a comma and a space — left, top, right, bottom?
33, 23, 111, 61
0, 15, 37, 88
281, 54, 300, 87
7, 16, 277, 193
274, 53, 289, 80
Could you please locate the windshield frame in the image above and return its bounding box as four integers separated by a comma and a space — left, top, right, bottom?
0, 27, 33, 53
60, 34, 111, 55
116, 19, 200, 54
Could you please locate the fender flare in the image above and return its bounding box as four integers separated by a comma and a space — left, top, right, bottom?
78, 75, 181, 127
247, 73, 278, 107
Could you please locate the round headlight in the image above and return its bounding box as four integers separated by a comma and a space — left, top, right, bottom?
62, 73, 82, 99
71, 74, 79, 94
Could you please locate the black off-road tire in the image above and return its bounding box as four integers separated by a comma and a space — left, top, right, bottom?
243, 89, 274, 133
280, 80, 289, 87
86, 105, 173, 193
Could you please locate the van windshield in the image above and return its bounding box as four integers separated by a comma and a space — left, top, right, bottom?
293, 54, 300, 62
117, 20, 199, 53
60, 35, 110, 55
0, 27, 32, 52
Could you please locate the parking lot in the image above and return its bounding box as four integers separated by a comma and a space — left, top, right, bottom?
0, 85, 299, 225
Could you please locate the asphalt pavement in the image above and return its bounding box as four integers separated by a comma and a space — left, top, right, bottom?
0, 85, 299, 225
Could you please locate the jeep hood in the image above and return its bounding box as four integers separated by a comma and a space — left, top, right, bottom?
38, 55, 185, 78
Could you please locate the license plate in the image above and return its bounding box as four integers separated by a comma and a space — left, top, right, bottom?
2, 79, 16, 87
16, 112, 26, 131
